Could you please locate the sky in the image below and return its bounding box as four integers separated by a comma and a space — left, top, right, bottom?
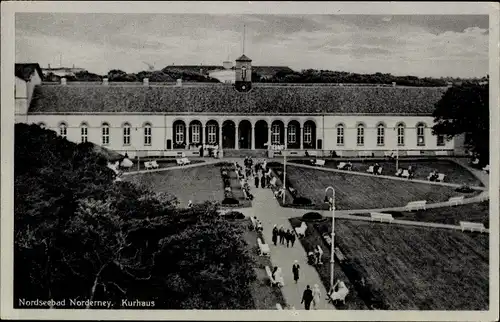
15, 13, 489, 78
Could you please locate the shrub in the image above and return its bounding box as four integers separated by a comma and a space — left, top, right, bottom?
223, 211, 245, 220
222, 197, 239, 205
384, 211, 403, 218
456, 185, 474, 193
293, 197, 312, 205
302, 212, 323, 221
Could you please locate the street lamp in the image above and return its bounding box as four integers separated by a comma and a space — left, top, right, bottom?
394, 126, 399, 172
324, 186, 336, 290
282, 148, 287, 204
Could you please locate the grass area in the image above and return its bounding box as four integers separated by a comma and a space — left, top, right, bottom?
278, 165, 478, 210
289, 218, 368, 310
121, 159, 205, 172
290, 158, 483, 187
311, 219, 489, 310
124, 164, 224, 207
237, 218, 287, 309
351, 201, 490, 228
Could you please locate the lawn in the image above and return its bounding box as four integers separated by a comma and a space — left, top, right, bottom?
237, 218, 288, 309
350, 201, 490, 228
277, 165, 478, 210
308, 219, 489, 310
290, 158, 483, 187
124, 164, 224, 207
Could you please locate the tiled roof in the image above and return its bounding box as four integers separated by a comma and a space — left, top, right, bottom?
15, 63, 43, 81
236, 54, 252, 62
28, 84, 447, 115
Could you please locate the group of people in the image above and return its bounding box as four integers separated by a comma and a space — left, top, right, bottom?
301, 284, 322, 310
428, 170, 439, 181
338, 161, 353, 171
272, 225, 296, 248
235, 161, 254, 200
396, 165, 415, 178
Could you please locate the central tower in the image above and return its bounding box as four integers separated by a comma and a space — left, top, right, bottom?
235, 54, 252, 92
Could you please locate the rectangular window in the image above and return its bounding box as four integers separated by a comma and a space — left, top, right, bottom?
437, 134, 445, 146
377, 127, 385, 146
123, 127, 131, 145
272, 125, 280, 144
144, 126, 152, 145
304, 125, 312, 144
336, 126, 344, 145
288, 126, 296, 143
81, 127, 88, 143
175, 124, 184, 144
102, 126, 110, 145
357, 126, 365, 146
207, 125, 216, 144
192, 124, 200, 144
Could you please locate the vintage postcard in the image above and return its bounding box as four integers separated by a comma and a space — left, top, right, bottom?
1, 1, 499, 321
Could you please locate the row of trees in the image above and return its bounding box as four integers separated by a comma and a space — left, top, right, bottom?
14, 124, 256, 309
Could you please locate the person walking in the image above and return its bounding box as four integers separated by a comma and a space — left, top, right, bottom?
254, 171, 260, 188
272, 225, 278, 246
292, 260, 300, 284
301, 285, 314, 310
312, 284, 321, 310
290, 231, 296, 247
278, 226, 285, 244
285, 229, 292, 247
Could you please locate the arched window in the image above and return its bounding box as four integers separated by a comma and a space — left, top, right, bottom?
336, 124, 344, 146
397, 123, 405, 146
356, 123, 365, 146
38, 122, 46, 129
80, 123, 88, 143
123, 123, 131, 146
102, 123, 110, 145
288, 124, 297, 143
207, 124, 217, 144
175, 123, 185, 144
303, 124, 312, 144
59, 122, 67, 139
271, 124, 280, 144
376, 123, 385, 146
191, 123, 201, 144
417, 123, 425, 146
144, 123, 152, 146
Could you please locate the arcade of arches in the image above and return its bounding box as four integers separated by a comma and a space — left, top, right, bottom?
171, 119, 317, 150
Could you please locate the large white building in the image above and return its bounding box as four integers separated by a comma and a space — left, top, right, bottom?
14, 59, 466, 159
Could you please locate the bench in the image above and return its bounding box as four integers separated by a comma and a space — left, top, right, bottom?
327, 281, 349, 305
314, 159, 325, 167
366, 166, 374, 173
144, 161, 153, 170
436, 173, 445, 182
294, 222, 307, 237
401, 169, 410, 178
406, 150, 421, 156
370, 212, 394, 223
448, 196, 465, 206
435, 151, 448, 156
275, 303, 283, 310
176, 158, 189, 166
337, 162, 346, 170
308, 150, 318, 157
257, 238, 270, 256
377, 167, 383, 175
151, 160, 159, 169
334, 247, 346, 263
395, 168, 403, 176
265, 266, 278, 286
405, 200, 427, 211
459, 221, 486, 233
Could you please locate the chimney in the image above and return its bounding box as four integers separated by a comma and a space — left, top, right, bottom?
61, 77, 67, 85
103, 78, 109, 86
48, 63, 51, 69
143, 78, 149, 86
392, 82, 396, 87
176, 78, 182, 87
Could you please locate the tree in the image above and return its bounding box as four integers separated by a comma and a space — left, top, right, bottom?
432, 83, 489, 161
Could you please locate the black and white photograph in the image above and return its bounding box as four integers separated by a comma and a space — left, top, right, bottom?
1, 1, 499, 321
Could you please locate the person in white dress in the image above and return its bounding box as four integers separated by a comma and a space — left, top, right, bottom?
312, 284, 321, 309
274, 267, 284, 287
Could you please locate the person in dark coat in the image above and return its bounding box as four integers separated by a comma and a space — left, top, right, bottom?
290, 231, 296, 247
292, 260, 300, 283
254, 172, 260, 188
285, 229, 292, 247
272, 225, 278, 246
278, 226, 285, 244
301, 285, 314, 310
261, 174, 266, 188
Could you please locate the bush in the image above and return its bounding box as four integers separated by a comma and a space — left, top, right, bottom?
293, 197, 312, 205
455, 185, 475, 193
302, 212, 323, 221
384, 211, 403, 218
222, 197, 239, 205
223, 211, 245, 220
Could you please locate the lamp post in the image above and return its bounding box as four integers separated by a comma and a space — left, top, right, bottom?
282, 148, 287, 204
325, 186, 336, 290
394, 126, 399, 172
